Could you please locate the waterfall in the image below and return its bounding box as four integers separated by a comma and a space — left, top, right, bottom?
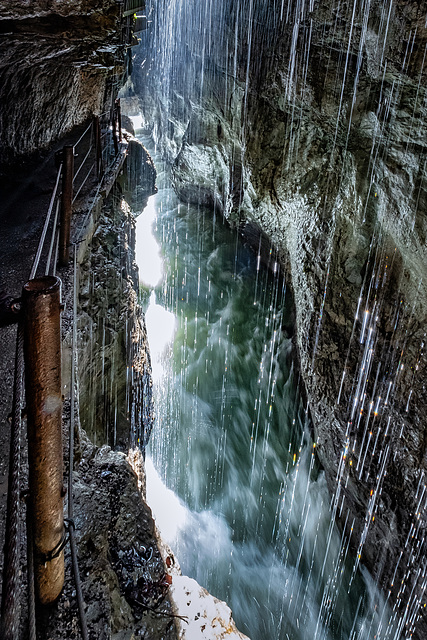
128, 0, 427, 637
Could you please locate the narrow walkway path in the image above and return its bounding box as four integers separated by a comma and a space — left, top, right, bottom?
0, 118, 120, 601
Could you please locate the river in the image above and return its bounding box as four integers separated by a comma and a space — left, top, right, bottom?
134, 139, 397, 640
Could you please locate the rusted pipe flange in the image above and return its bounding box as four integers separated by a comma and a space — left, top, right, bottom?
23, 275, 60, 296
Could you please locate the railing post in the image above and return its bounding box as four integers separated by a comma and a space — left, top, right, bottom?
22, 276, 64, 605
93, 115, 103, 180
58, 146, 74, 267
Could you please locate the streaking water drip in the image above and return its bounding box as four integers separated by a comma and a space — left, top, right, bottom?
135, 198, 163, 288
127, 0, 427, 636
133, 143, 398, 640
144, 290, 176, 382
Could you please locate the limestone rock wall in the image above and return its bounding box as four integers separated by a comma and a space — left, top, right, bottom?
41, 440, 179, 640
0, 0, 124, 164
77, 144, 156, 450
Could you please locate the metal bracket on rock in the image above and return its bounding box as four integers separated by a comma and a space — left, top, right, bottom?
0, 294, 21, 327
39, 529, 68, 567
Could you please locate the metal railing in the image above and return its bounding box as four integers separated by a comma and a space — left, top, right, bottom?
0, 99, 127, 639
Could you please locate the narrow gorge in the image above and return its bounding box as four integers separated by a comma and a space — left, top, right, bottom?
0, 1, 426, 639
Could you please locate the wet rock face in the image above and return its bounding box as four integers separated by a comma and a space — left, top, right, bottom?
238, 14, 427, 626
0, 0, 125, 165
71, 131, 156, 453
133, 0, 427, 635
43, 438, 250, 640
41, 440, 179, 640
77, 177, 155, 451
122, 138, 158, 211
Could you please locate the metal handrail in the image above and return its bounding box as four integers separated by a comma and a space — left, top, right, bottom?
29, 164, 63, 280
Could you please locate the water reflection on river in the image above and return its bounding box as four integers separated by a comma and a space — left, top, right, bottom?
135, 150, 396, 640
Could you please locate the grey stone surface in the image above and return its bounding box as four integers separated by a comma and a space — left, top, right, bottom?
0, 0, 123, 163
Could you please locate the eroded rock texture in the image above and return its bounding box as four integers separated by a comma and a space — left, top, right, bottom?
77, 146, 156, 450
40, 439, 179, 640
0, 0, 125, 164
129, 0, 427, 635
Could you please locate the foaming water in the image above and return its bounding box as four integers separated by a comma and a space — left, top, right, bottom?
136, 153, 398, 640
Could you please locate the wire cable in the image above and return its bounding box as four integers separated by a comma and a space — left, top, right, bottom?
68, 246, 89, 640
72, 163, 95, 204
73, 179, 104, 246
73, 144, 94, 185
0, 323, 24, 640
74, 122, 92, 150
45, 199, 60, 276
29, 165, 62, 280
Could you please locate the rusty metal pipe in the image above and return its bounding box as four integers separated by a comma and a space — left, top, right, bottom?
59, 146, 74, 267
22, 276, 64, 605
